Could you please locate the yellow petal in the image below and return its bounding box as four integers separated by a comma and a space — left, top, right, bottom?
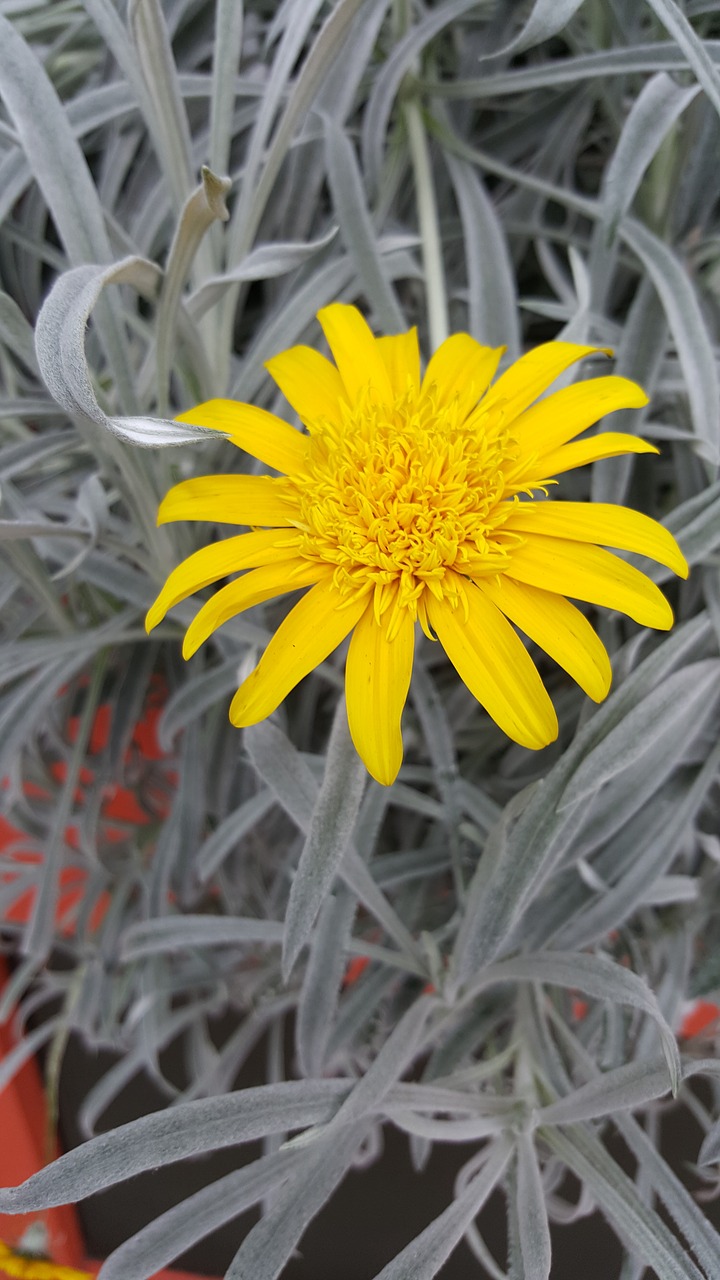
176, 400, 307, 474
506, 536, 674, 630
345, 601, 414, 785
0, 1245, 92, 1280
265, 345, 346, 426
511, 375, 648, 457
504, 502, 688, 578
157, 475, 296, 527
182, 560, 325, 658
376, 329, 421, 395
426, 574, 558, 749
145, 530, 301, 632
477, 575, 611, 702
537, 432, 658, 477
317, 303, 393, 403
482, 342, 611, 424
421, 334, 503, 419
229, 579, 370, 725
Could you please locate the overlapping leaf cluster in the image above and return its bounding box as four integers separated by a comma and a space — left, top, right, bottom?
1, 2, 720, 1277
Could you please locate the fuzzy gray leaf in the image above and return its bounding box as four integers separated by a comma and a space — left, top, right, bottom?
516, 1131, 552, 1280
97, 1150, 300, 1280
283, 704, 367, 977
0, 1081, 350, 1211
602, 73, 699, 242
370, 1139, 512, 1280
225, 1124, 368, 1280
35, 260, 210, 446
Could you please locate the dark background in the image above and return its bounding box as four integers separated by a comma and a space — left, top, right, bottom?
57, 1030, 717, 1279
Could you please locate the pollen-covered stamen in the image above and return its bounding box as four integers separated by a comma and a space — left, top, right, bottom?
288, 386, 527, 621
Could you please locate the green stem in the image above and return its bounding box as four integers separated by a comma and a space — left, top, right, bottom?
405, 96, 449, 351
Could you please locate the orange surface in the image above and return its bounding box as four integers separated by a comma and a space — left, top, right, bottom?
1, 686, 210, 1276
679, 999, 720, 1040
1, 682, 172, 933
0, 961, 86, 1265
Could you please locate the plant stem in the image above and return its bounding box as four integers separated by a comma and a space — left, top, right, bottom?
405, 96, 449, 350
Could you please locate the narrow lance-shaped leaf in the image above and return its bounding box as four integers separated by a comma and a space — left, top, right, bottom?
460, 951, 681, 1094
127, 0, 195, 209
97, 1150, 301, 1280
322, 995, 437, 1133
245, 720, 317, 832
452, 614, 713, 981
186, 229, 338, 321
558, 660, 720, 810
537, 1057, 674, 1127
642, 0, 720, 124
208, 0, 245, 175
0, 1081, 351, 1211
154, 166, 231, 415
482, 0, 588, 60
0, 289, 38, 373
120, 915, 285, 960
362, 0, 530, 192
602, 72, 699, 243
516, 1130, 552, 1280
226, 0, 367, 268
296, 888, 358, 1078
323, 112, 405, 333
445, 154, 520, 358
283, 701, 367, 977
544, 1126, 705, 1280
0, 14, 136, 409
555, 1028, 720, 1274
620, 217, 720, 463
225, 1124, 369, 1280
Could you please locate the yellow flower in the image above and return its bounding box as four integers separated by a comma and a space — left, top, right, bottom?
147, 304, 687, 785
0, 1242, 92, 1280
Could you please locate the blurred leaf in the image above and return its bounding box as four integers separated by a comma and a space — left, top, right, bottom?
0, 288, 38, 373
208, 0, 245, 175
545, 1125, 705, 1279
97, 1150, 300, 1280
195, 790, 276, 882
644, 0, 720, 122
283, 703, 366, 977
558, 660, 720, 810
324, 113, 405, 332
485, 0, 587, 59
186, 229, 338, 321
452, 614, 714, 979
445, 154, 520, 358
620, 218, 720, 463
127, 0, 195, 209
120, 915, 285, 959
602, 73, 699, 243
0, 14, 136, 406
537, 1057, 674, 1126
465, 951, 680, 1093
224, 1123, 368, 1280
370, 1138, 512, 1280
296, 887, 357, 1077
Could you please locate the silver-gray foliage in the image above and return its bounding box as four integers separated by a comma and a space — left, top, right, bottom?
0, 1, 719, 1278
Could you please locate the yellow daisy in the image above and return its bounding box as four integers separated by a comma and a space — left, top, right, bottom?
0, 1241, 92, 1280
146, 304, 688, 785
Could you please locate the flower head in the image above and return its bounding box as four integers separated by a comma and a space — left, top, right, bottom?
147, 304, 687, 785
0, 1242, 92, 1280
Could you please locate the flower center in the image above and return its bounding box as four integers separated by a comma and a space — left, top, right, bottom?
288, 386, 526, 634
